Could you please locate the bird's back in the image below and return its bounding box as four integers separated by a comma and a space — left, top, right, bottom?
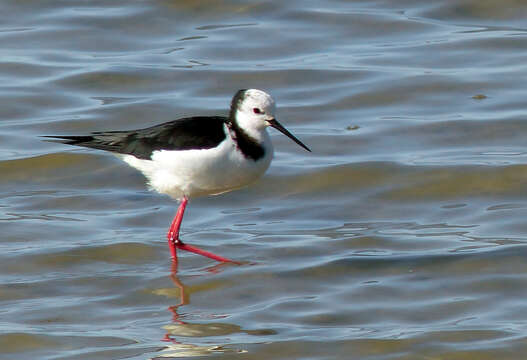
44, 116, 228, 160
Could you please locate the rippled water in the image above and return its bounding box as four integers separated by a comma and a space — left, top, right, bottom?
2, 1, 527, 359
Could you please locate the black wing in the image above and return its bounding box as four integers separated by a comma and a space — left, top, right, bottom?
43, 116, 228, 160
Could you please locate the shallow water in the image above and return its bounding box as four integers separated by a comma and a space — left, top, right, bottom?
2, 0, 527, 359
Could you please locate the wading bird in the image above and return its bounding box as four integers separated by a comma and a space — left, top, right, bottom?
45, 89, 310, 264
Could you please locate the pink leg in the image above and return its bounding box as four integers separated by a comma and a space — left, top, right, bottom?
166, 196, 188, 260
176, 242, 240, 264
166, 196, 239, 264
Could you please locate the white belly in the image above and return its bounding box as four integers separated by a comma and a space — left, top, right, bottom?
119, 134, 273, 200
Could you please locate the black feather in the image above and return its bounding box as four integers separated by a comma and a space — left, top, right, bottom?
43, 116, 228, 160
44, 90, 268, 161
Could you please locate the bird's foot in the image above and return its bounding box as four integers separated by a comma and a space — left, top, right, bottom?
176, 242, 240, 264
167, 232, 239, 264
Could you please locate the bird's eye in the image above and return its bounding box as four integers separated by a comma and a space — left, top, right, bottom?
253, 108, 262, 114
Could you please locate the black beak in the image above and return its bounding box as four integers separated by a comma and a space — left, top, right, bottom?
267, 119, 311, 152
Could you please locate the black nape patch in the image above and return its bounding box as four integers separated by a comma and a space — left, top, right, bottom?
230, 89, 248, 116
227, 89, 266, 161
228, 121, 266, 161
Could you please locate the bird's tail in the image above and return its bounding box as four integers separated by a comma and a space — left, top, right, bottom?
41, 135, 96, 146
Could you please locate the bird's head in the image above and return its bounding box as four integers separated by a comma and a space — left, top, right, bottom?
230, 89, 311, 152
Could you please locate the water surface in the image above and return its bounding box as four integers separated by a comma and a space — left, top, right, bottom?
2, 0, 527, 359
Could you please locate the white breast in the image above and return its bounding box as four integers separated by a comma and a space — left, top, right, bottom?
119, 125, 273, 200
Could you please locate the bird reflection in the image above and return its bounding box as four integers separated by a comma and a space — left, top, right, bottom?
157, 261, 273, 357
164, 263, 188, 327
162, 260, 235, 342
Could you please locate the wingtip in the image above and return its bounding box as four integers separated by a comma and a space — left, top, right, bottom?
40, 135, 94, 145
40, 135, 68, 144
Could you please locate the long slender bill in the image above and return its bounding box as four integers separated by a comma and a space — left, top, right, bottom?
267, 118, 311, 152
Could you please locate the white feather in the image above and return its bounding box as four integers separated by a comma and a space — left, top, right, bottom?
120, 121, 273, 200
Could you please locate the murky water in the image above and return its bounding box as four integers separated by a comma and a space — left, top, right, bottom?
2, 0, 527, 359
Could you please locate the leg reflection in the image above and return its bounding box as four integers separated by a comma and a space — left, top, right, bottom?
162, 260, 242, 343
